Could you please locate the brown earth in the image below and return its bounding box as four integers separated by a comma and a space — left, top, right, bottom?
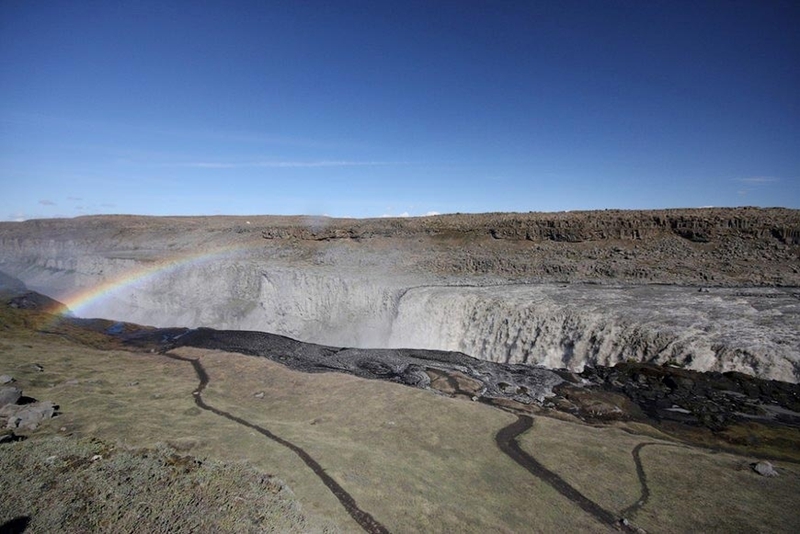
1, 207, 798, 286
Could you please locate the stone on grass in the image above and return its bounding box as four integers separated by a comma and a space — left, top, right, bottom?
0, 386, 22, 408
752, 461, 778, 477
0, 375, 13, 384
2, 401, 57, 431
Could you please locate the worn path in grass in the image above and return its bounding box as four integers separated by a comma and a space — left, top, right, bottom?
494, 415, 678, 532
620, 442, 690, 519
164, 352, 390, 534
495, 415, 622, 528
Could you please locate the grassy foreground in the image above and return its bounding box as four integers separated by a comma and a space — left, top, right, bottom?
0, 436, 324, 533
1, 312, 799, 532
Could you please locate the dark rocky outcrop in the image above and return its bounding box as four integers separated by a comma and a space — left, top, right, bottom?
551, 362, 800, 433
6, 291, 70, 314
121, 327, 565, 403
116, 325, 800, 445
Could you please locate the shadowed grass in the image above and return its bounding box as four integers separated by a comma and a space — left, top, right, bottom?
0, 436, 327, 533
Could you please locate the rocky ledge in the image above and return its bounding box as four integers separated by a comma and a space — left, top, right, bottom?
554, 363, 800, 429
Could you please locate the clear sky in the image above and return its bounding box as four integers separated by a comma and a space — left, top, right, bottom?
1, 1, 798, 220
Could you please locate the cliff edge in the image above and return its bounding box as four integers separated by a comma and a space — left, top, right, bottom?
1, 207, 798, 286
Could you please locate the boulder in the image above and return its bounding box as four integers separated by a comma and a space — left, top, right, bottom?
2, 401, 57, 431
0, 375, 13, 384
0, 386, 22, 408
752, 461, 778, 477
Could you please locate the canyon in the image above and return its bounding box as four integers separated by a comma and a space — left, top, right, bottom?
1, 207, 799, 383
2, 207, 800, 533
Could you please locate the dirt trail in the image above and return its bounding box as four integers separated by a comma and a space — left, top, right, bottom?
164, 352, 390, 534
621, 442, 689, 519
495, 415, 623, 529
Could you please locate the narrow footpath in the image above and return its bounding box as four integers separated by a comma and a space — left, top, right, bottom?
164, 353, 390, 534
495, 415, 622, 528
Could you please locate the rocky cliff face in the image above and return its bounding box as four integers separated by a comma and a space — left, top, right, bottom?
257, 208, 800, 244
1, 208, 798, 285
1, 208, 798, 382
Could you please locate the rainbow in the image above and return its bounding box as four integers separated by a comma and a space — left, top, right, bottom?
55, 242, 255, 319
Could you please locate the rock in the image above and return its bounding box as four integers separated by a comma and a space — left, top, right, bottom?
553, 369, 583, 384
0, 429, 15, 444
0, 386, 22, 408
254, 391, 265, 399
7, 291, 68, 312
0, 375, 13, 384
2, 400, 57, 431
752, 461, 778, 477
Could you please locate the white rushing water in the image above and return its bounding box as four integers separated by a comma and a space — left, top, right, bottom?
8, 260, 800, 382
386, 284, 800, 382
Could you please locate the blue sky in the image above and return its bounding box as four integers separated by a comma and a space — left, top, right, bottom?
1, 1, 798, 220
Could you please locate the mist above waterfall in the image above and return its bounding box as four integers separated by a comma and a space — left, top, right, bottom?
15, 259, 798, 383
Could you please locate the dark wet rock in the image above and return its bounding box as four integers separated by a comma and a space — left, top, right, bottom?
0, 429, 15, 444
105, 322, 125, 335
752, 461, 778, 477
573, 362, 800, 433
552, 384, 640, 421
122, 327, 564, 403
0, 387, 22, 408
553, 369, 583, 384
